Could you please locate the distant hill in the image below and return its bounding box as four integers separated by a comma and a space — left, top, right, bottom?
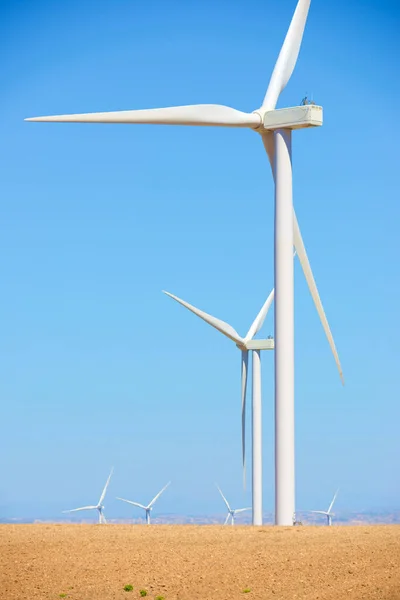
1, 511, 399, 525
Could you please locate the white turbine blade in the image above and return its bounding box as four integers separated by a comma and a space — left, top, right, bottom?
234, 507, 252, 513
243, 250, 295, 344
148, 481, 171, 508
116, 497, 147, 510
98, 467, 114, 505
261, 131, 275, 175
293, 211, 344, 384
26, 104, 261, 128
216, 484, 231, 512
244, 289, 275, 342
224, 513, 231, 525
327, 489, 339, 514
163, 291, 244, 345
262, 0, 312, 109
241, 350, 249, 489
309, 510, 328, 515
62, 506, 97, 513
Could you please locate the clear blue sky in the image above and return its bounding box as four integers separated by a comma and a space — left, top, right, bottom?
0, 0, 399, 520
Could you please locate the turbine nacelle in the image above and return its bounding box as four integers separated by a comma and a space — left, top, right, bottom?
236, 338, 275, 352
257, 105, 323, 132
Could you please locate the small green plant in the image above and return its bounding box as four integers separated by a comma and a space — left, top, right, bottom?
242, 589, 251, 594
59, 595, 68, 599
155, 596, 165, 600
139, 591, 148, 597
123, 584, 134, 592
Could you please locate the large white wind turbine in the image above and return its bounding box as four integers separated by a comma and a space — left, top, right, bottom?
164, 289, 275, 526
63, 467, 113, 524
26, 0, 344, 525
216, 485, 251, 526
116, 482, 171, 524
309, 489, 339, 526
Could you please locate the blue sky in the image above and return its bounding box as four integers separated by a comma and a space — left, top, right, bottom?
0, 0, 399, 520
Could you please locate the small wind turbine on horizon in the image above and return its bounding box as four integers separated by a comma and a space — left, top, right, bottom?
26, 0, 345, 525
309, 489, 339, 526
116, 482, 171, 524
63, 467, 113, 524
163, 288, 275, 527
216, 484, 251, 526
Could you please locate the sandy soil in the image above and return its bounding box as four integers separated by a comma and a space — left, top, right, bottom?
0, 524, 399, 600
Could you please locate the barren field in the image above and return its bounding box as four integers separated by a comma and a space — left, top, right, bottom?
1, 525, 399, 600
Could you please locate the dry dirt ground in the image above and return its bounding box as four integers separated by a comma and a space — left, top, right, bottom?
0, 525, 399, 600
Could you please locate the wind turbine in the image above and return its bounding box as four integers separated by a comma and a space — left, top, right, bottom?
116, 482, 171, 524
26, 0, 344, 525
216, 485, 251, 526
310, 489, 339, 526
63, 467, 113, 524
164, 289, 275, 526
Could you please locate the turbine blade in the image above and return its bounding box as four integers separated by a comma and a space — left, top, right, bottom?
309, 510, 328, 515
148, 481, 171, 507
241, 350, 249, 489
234, 507, 252, 513
293, 211, 344, 384
243, 256, 295, 345
261, 132, 275, 176
327, 489, 339, 514
98, 467, 114, 505
244, 289, 275, 342
116, 497, 147, 510
215, 484, 231, 511
224, 513, 231, 525
262, 0, 312, 109
62, 506, 97, 513
163, 291, 244, 345
26, 104, 261, 128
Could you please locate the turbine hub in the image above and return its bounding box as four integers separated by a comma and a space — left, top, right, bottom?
235, 342, 246, 351
243, 338, 275, 351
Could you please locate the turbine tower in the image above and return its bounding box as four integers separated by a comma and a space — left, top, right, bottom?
26, 0, 344, 525
310, 489, 339, 526
216, 485, 251, 526
116, 482, 171, 524
164, 289, 275, 526
63, 467, 113, 524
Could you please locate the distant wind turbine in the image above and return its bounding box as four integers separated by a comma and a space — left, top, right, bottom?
63, 467, 113, 524
116, 482, 171, 524
310, 489, 339, 526
164, 289, 275, 526
216, 484, 251, 526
